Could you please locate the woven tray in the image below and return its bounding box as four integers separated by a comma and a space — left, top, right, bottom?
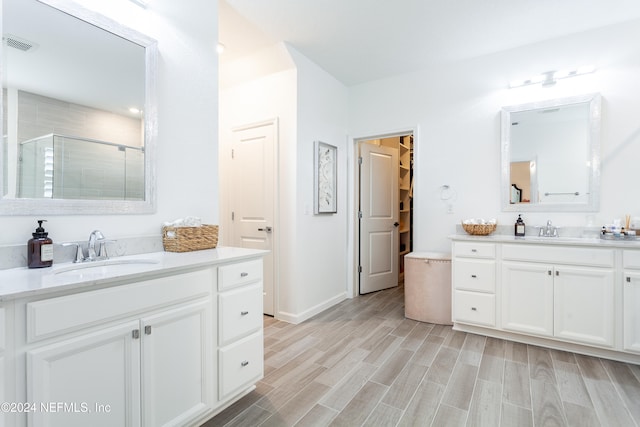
462, 222, 497, 236
162, 224, 219, 252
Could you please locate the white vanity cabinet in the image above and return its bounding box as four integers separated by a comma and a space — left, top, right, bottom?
501, 261, 554, 337
0, 248, 266, 427
623, 250, 640, 353
217, 259, 263, 401
451, 236, 640, 364
501, 244, 615, 348
452, 242, 496, 327
24, 269, 215, 427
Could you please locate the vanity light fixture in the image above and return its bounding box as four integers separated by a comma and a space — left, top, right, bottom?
509, 65, 596, 89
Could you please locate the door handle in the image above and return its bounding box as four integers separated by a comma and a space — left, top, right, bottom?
258, 226, 273, 233
393, 222, 400, 227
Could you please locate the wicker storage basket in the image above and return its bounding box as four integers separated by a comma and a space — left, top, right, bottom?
462, 222, 497, 236
162, 224, 219, 252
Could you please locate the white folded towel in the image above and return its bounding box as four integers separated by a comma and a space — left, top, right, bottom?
463, 218, 496, 225
163, 216, 202, 227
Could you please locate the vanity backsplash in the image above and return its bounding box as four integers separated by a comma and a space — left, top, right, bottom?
0, 235, 163, 270
455, 224, 602, 239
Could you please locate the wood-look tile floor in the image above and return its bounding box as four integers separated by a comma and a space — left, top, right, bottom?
204, 285, 640, 427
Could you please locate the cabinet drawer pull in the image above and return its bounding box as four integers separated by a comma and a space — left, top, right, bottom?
241, 360, 249, 367
241, 311, 249, 316
627, 277, 631, 283
556, 271, 560, 276
471, 249, 477, 253
471, 307, 477, 311
471, 274, 477, 278
240, 272, 249, 277
548, 270, 552, 276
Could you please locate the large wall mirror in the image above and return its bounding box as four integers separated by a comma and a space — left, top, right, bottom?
501, 93, 601, 212
1, 0, 157, 215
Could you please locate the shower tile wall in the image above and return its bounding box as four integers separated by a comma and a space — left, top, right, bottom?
17, 91, 141, 146
14, 91, 144, 200
19, 135, 144, 200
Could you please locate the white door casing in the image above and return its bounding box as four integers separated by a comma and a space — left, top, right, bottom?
359, 143, 399, 294
229, 120, 277, 316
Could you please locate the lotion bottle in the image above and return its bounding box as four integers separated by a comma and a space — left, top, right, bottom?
515, 214, 526, 237
28, 220, 54, 268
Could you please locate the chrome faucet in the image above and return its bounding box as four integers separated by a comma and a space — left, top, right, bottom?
539, 220, 559, 237
87, 230, 112, 261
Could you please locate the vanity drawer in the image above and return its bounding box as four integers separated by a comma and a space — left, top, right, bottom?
218, 259, 263, 291
454, 242, 495, 259
503, 244, 613, 267
219, 283, 262, 345
454, 291, 495, 327
623, 250, 640, 269
27, 268, 213, 343
454, 259, 495, 293
219, 332, 263, 399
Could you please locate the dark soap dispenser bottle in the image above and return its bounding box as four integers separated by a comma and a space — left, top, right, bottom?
515, 214, 526, 237
28, 220, 54, 268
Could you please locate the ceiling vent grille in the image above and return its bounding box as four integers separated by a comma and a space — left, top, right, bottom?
3, 34, 38, 52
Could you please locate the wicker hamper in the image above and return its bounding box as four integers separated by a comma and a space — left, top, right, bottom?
162, 224, 219, 252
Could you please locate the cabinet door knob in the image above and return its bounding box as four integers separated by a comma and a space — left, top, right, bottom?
627, 277, 631, 283
471, 307, 477, 311
240, 272, 249, 277
548, 270, 552, 276
471, 249, 477, 253
556, 271, 560, 276
241, 311, 249, 316
145, 325, 152, 335
132, 329, 140, 339
241, 360, 249, 367
471, 274, 477, 278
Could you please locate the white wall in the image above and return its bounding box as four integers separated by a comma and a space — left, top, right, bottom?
219, 60, 298, 319
0, 0, 219, 245
349, 19, 640, 253
219, 43, 349, 322
288, 46, 350, 320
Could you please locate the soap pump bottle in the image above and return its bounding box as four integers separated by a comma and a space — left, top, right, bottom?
28, 220, 54, 268
515, 214, 526, 237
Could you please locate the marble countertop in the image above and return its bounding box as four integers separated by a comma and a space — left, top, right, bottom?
450, 233, 640, 248
0, 246, 267, 301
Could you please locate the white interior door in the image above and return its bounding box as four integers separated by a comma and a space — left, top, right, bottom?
359, 143, 399, 294
229, 121, 276, 315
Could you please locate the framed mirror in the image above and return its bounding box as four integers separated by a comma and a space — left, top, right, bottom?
1, 0, 157, 215
501, 93, 601, 212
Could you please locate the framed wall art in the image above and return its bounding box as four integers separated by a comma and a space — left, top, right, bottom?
314, 141, 337, 214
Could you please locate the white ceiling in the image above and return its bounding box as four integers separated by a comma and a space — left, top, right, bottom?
4, 0, 145, 117
219, 0, 640, 86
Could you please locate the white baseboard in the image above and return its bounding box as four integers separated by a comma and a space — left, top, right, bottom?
276, 292, 348, 324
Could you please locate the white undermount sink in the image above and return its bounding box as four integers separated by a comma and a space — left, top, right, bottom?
53, 258, 159, 275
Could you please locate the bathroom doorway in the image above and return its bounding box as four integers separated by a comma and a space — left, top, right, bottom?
356, 133, 414, 295
226, 119, 278, 316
